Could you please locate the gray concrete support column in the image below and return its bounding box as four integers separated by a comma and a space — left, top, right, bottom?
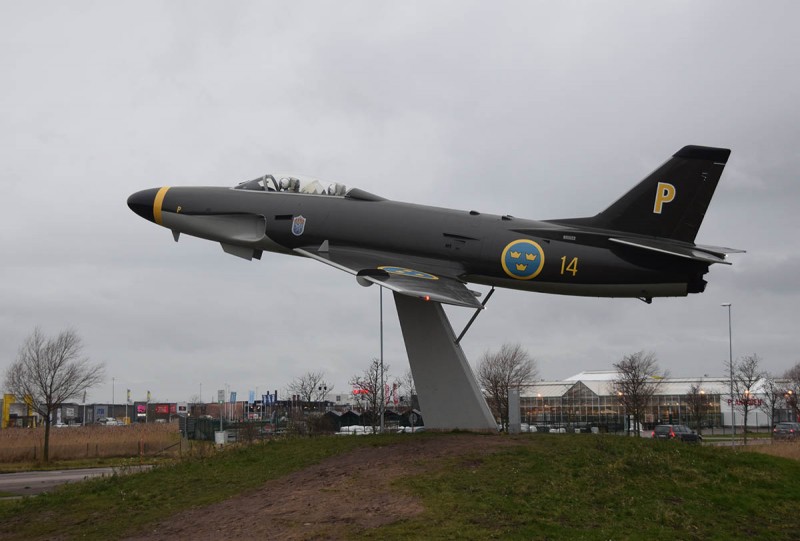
393, 293, 497, 431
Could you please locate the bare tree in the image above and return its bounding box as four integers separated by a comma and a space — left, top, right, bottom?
400, 368, 417, 410
728, 353, 764, 444
476, 343, 537, 431
784, 362, 800, 421
759, 374, 785, 435
188, 393, 206, 417
611, 351, 665, 437
349, 358, 387, 432
3, 328, 105, 462
286, 370, 334, 405
685, 382, 709, 434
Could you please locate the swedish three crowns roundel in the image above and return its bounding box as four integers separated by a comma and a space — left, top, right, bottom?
501, 239, 545, 280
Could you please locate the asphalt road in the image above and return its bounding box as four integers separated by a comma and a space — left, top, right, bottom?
0, 466, 149, 497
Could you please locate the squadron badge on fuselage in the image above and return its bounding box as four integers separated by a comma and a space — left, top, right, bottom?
501, 239, 545, 280
291, 215, 306, 236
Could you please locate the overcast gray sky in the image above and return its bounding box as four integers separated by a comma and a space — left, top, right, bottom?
2, 2, 799, 405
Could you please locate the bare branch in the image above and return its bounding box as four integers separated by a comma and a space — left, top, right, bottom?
400, 369, 416, 408
475, 343, 537, 431
759, 374, 785, 431
610, 351, 665, 436
783, 362, 800, 420
3, 328, 105, 462
349, 358, 392, 430
286, 371, 334, 403
729, 353, 764, 443
685, 382, 709, 434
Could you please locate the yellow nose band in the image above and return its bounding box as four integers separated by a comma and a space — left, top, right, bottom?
153, 186, 170, 225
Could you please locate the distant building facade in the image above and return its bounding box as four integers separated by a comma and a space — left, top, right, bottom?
520, 371, 792, 432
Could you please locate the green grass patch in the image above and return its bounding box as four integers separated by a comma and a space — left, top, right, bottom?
1, 434, 799, 540
0, 435, 402, 540
371, 435, 800, 541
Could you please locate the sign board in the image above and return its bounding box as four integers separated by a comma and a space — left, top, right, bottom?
176, 402, 188, 415
217, 390, 225, 404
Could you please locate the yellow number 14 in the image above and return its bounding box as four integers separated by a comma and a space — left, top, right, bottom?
560, 256, 579, 276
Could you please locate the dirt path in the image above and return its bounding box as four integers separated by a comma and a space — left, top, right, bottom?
124, 434, 513, 540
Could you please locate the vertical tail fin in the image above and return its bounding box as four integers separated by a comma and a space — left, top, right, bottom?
553, 145, 731, 242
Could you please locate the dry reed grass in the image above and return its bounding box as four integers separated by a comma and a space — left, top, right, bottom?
748, 440, 800, 461
0, 422, 181, 462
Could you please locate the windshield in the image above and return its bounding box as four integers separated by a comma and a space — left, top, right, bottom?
234, 173, 347, 196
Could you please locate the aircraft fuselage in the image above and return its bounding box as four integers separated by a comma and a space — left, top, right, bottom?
130, 184, 708, 302
128, 146, 739, 308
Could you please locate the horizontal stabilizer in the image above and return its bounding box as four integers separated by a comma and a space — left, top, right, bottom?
693, 243, 746, 256
610, 237, 733, 265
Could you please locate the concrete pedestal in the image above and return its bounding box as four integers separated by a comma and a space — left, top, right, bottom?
393, 293, 497, 431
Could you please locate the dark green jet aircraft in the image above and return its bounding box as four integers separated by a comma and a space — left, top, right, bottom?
127, 145, 742, 309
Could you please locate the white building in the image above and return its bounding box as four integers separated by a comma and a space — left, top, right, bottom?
518, 371, 790, 432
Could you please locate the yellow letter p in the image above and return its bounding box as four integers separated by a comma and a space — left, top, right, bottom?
653, 182, 676, 214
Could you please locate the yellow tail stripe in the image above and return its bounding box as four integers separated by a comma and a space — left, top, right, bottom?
153, 186, 170, 225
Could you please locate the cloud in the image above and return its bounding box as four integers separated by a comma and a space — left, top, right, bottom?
2, 2, 798, 403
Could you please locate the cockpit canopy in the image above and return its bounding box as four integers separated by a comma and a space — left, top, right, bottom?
234, 173, 347, 196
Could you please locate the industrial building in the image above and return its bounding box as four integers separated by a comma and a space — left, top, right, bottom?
521, 371, 790, 432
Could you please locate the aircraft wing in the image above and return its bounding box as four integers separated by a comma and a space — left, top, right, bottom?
294, 242, 483, 309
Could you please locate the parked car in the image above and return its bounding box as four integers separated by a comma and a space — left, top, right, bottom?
773, 422, 800, 440
96, 417, 119, 426
396, 426, 425, 434
651, 424, 703, 443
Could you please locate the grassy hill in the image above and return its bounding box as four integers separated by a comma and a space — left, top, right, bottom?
1, 433, 798, 540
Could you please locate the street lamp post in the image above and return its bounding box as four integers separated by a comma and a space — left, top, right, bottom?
112, 377, 115, 420
722, 303, 735, 446
699, 390, 705, 434
379, 287, 385, 434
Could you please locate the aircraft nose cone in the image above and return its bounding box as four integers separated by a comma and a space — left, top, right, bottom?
127, 188, 159, 222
